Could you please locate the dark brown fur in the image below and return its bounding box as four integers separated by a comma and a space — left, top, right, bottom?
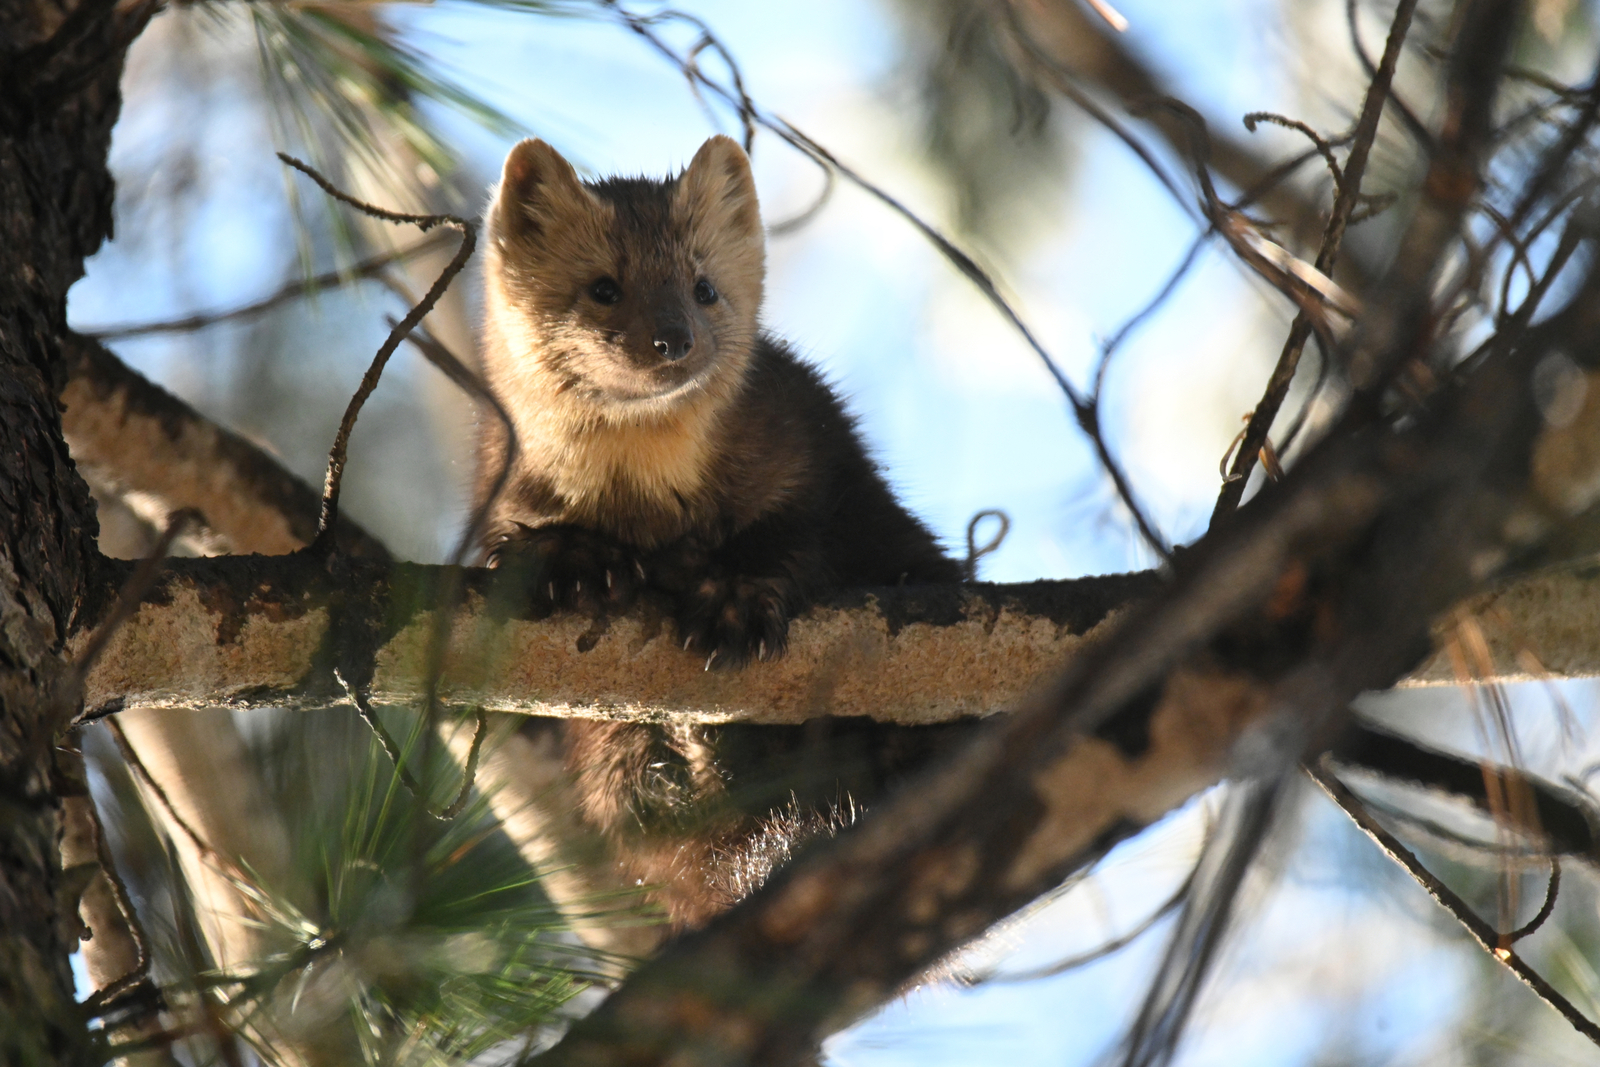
478, 136, 965, 925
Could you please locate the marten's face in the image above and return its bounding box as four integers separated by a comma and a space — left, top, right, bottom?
486, 136, 765, 411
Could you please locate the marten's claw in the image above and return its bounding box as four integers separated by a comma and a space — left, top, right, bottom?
674, 573, 796, 668
490, 524, 643, 616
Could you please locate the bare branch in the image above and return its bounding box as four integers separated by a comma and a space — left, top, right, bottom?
274, 152, 476, 551
60, 334, 389, 558
1307, 761, 1600, 1048
77, 232, 452, 340
74, 560, 1162, 722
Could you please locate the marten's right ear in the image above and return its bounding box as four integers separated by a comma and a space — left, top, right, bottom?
493, 139, 600, 242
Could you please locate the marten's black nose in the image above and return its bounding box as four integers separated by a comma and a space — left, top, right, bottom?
653, 325, 694, 362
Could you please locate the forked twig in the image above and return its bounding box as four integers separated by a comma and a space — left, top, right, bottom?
1211, 0, 1420, 524
335, 669, 486, 821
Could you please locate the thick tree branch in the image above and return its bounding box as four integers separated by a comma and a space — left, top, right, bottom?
73, 560, 1161, 723
69, 553, 1600, 726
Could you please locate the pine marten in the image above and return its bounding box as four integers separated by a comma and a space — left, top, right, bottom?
478, 134, 960, 662
478, 135, 967, 926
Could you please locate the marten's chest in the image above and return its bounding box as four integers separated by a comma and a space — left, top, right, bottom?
520, 413, 723, 545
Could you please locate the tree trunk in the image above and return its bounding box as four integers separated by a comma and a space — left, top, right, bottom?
0, 0, 147, 1060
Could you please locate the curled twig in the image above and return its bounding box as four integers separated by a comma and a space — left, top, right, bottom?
1506, 859, 1560, 946
1243, 111, 1343, 188
963, 509, 1011, 581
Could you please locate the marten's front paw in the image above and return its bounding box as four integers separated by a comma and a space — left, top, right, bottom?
675, 574, 797, 668
488, 524, 643, 615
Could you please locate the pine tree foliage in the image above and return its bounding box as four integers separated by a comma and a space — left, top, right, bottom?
90, 710, 626, 1067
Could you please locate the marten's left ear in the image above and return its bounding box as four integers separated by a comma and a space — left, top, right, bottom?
675, 135, 762, 244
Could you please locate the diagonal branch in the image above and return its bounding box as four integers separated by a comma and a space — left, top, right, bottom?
526, 150, 1600, 1067
274, 152, 476, 551
1307, 760, 1600, 1048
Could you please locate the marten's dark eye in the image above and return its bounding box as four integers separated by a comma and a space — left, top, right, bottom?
693, 278, 718, 306
588, 277, 622, 305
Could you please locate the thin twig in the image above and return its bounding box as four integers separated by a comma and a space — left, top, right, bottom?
1211, 0, 1420, 524
382, 310, 519, 564
1308, 760, 1600, 1049
1345, 0, 1430, 146
1243, 111, 1343, 188
439, 711, 488, 821
767, 164, 835, 237
338, 668, 426, 797
79, 232, 452, 340
339, 301, 522, 823
107, 717, 221, 865
335, 668, 486, 822
275, 152, 476, 551
974, 863, 1196, 984
1093, 233, 1210, 398
76, 769, 156, 1013
962, 509, 1011, 581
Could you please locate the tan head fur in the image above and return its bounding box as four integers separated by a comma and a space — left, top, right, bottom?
482, 136, 766, 522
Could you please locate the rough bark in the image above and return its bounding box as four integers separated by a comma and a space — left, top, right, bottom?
72, 554, 1600, 725
0, 0, 150, 1060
